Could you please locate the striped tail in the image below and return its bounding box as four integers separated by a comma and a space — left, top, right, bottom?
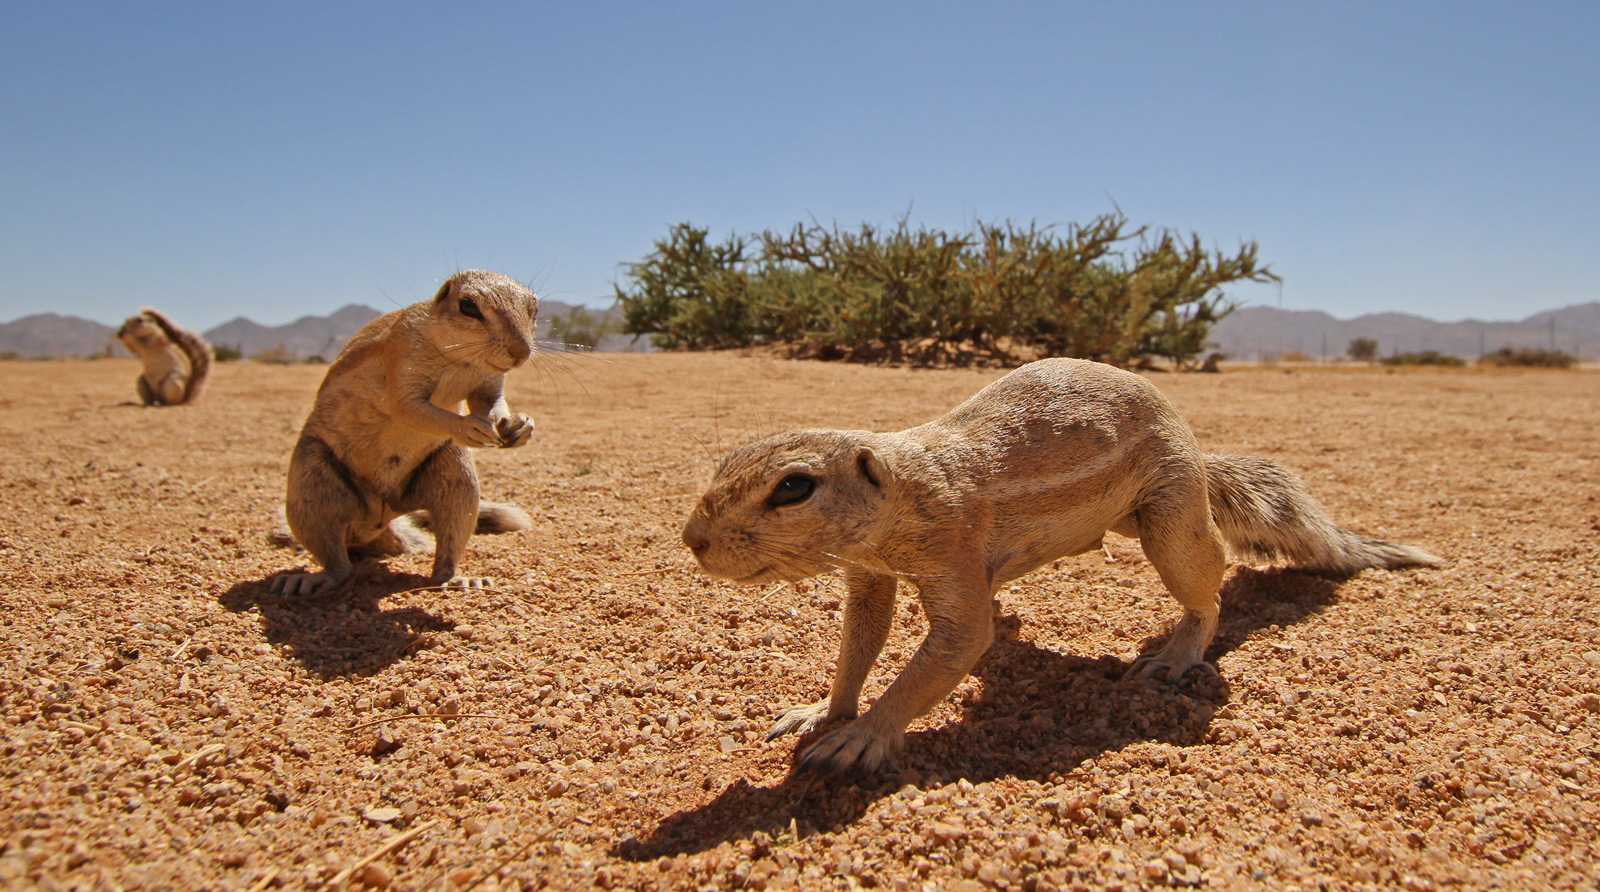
1204, 453, 1441, 574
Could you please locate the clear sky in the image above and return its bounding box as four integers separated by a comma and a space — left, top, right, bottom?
3, 2, 1596, 329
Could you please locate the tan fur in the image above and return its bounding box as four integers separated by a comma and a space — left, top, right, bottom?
116, 308, 212, 405
682, 358, 1440, 775
270, 270, 539, 597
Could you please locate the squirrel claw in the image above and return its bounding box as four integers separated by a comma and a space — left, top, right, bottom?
766, 700, 840, 741
454, 415, 500, 448
269, 571, 340, 597
439, 575, 493, 590
496, 413, 534, 448
796, 721, 901, 778
1124, 654, 1211, 685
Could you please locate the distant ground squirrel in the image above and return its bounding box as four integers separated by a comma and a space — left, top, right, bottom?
683, 358, 1440, 775
116, 308, 212, 405
271, 270, 539, 596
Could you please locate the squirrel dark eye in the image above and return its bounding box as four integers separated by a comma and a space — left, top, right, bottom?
458, 297, 483, 320
768, 473, 816, 508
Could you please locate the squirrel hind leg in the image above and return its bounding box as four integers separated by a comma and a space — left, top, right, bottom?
401, 444, 480, 585
156, 371, 187, 406
1128, 486, 1229, 683
283, 438, 367, 590
136, 376, 159, 406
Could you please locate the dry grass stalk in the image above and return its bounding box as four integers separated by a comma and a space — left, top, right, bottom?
346, 714, 500, 733
172, 743, 226, 771
323, 818, 441, 889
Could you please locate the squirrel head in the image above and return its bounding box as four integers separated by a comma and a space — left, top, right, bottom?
682, 429, 894, 584
116, 312, 167, 352
424, 270, 538, 372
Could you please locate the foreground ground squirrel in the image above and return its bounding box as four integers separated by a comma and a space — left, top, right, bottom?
271, 270, 539, 596
683, 358, 1440, 775
116, 307, 212, 405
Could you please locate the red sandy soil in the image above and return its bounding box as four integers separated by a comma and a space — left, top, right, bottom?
1, 354, 1597, 891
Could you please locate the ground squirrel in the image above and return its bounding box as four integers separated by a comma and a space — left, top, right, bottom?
270, 270, 539, 596
116, 308, 212, 405
682, 358, 1440, 775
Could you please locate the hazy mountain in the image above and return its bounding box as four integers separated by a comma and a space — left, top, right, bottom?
205, 304, 383, 359
1209, 302, 1600, 361
11, 299, 1591, 362
0, 299, 637, 359
0, 313, 120, 357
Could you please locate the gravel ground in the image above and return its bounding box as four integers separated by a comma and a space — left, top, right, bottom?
1, 354, 1597, 892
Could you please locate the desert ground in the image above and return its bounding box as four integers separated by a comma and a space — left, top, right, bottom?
1, 353, 1597, 891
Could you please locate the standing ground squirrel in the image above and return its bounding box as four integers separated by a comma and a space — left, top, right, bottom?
116, 308, 212, 405
683, 358, 1440, 775
271, 270, 539, 596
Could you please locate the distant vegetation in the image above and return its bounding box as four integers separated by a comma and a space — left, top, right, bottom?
1477, 347, 1576, 368
1380, 351, 1467, 367
546, 305, 618, 350
251, 344, 295, 364
616, 213, 1278, 367
213, 344, 243, 362
1347, 337, 1379, 362
248, 344, 324, 364
1369, 346, 1577, 369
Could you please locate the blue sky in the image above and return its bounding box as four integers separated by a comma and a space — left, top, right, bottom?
2, 2, 1596, 329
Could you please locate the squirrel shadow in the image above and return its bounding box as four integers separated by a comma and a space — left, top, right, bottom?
615, 565, 1343, 860
219, 563, 457, 680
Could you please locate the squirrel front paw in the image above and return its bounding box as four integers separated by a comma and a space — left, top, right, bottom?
454, 415, 501, 448
495, 413, 534, 448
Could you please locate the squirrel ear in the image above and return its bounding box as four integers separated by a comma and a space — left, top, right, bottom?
431, 279, 454, 303
856, 447, 889, 489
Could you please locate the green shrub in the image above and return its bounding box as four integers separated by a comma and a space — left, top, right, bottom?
616, 213, 1277, 367
213, 344, 243, 362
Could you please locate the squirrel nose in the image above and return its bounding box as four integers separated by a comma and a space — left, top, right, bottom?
682, 518, 710, 553
509, 338, 532, 364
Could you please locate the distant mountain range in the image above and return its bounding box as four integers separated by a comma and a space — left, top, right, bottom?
3, 300, 1595, 362
204, 305, 387, 359
0, 299, 636, 359
1208, 302, 1600, 361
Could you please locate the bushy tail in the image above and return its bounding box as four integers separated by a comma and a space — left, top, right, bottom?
408, 500, 533, 535
1203, 454, 1441, 574
267, 506, 299, 548
140, 307, 212, 404
266, 501, 528, 552
473, 500, 533, 534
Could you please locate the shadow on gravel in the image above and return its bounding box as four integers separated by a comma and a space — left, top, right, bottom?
219, 564, 456, 679
615, 565, 1345, 860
